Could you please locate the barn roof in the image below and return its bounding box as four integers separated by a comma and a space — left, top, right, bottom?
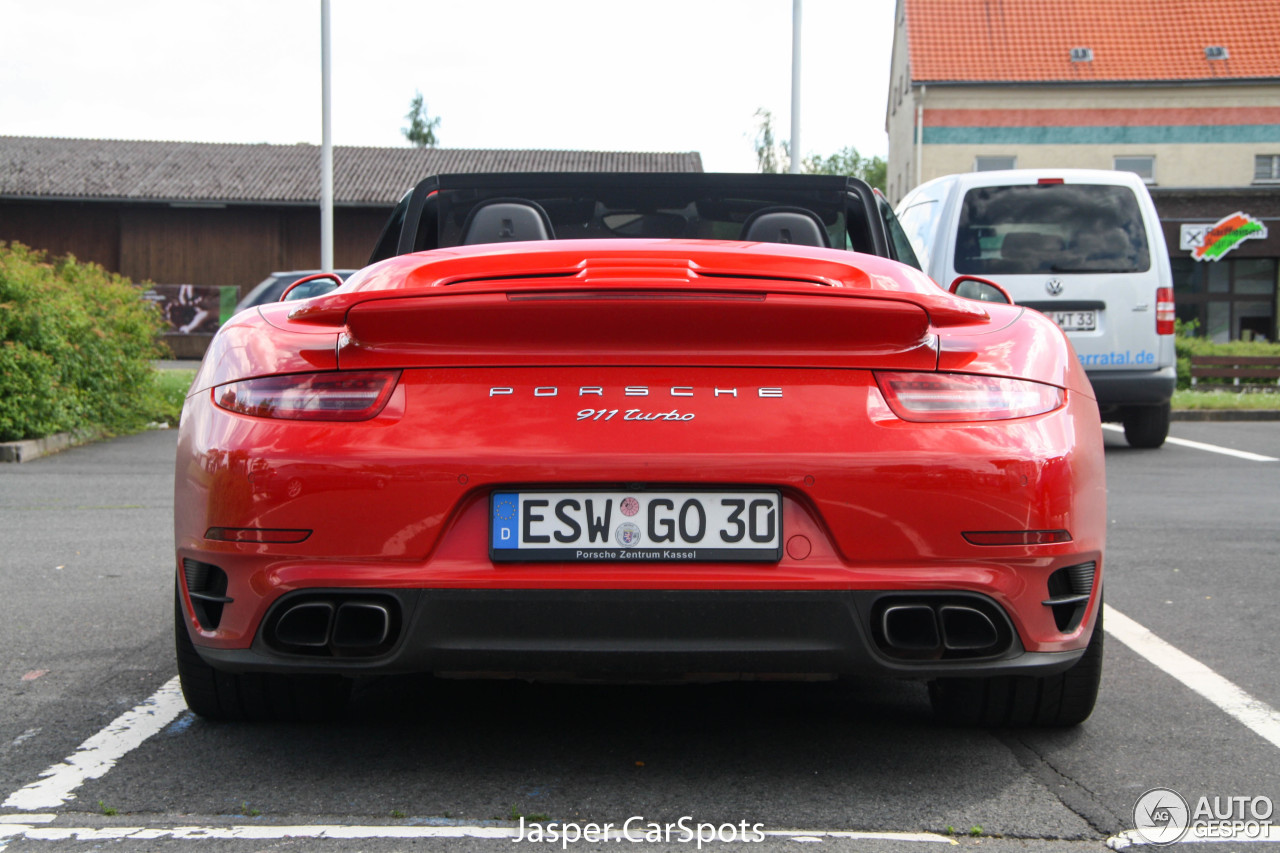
0, 137, 704, 206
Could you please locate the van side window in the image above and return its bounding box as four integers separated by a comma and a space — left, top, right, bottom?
896, 199, 941, 270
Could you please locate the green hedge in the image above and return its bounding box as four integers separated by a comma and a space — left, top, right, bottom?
0, 242, 168, 442
1175, 321, 1280, 390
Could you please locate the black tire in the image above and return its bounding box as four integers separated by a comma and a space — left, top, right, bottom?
929, 606, 1104, 727
175, 587, 351, 721
1122, 403, 1170, 449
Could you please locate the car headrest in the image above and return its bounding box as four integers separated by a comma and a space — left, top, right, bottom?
461, 199, 555, 245
1000, 231, 1064, 260
1072, 228, 1131, 260
740, 207, 830, 248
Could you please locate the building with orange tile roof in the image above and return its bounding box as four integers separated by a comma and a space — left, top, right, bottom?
886, 0, 1280, 342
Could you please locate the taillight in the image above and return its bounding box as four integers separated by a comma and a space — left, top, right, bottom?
1156, 287, 1175, 335
874, 372, 1064, 422
214, 371, 400, 421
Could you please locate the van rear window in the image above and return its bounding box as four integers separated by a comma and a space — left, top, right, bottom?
955, 184, 1150, 275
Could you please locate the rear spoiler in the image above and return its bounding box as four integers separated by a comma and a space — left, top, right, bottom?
288, 241, 991, 331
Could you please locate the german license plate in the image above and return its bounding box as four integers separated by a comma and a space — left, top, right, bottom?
1050, 310, 1097, 332
490, 490, 782, 562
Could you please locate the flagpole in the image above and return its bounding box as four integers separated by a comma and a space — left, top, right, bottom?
320, 0, 334, 272
789, 0, 802, 174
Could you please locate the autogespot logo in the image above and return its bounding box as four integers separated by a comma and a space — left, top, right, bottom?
1134, 788, 1190, 845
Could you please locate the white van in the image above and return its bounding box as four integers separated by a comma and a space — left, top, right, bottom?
895, 169, 1176, 448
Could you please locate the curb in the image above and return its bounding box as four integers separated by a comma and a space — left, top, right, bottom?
0, 430, 98, 464
1172, 409, 1280, 421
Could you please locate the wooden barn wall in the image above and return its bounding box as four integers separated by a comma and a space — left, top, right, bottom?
0, 201, 121, 270
280, 207, 388, 275
120, 207, 284, 288
0, 201, 391, 294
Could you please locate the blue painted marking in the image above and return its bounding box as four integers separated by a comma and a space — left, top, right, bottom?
163, 712, 195, 736
923, 124, 1280, 145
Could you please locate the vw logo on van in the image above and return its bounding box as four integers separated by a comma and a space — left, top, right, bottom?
1045, 278, 1064, 296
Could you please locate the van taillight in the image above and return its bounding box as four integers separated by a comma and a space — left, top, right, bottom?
1156, 287, 1175, 335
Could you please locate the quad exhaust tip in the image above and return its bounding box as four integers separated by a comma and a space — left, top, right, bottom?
877, 598, 1007, 659
274, 602, 335, 648
266, 595, 397, 656
938, 605, 999, 651
332, 602, 392, 648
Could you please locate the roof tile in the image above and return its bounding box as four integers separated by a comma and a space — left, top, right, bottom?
906, 0, 1280, 82
0, 138, 704, 205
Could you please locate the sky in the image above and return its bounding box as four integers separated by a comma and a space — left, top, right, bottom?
1, 0, 895, 172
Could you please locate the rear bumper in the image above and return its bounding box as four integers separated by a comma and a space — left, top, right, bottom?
1087, 366, 1175, 409
191, 588, 1090, 681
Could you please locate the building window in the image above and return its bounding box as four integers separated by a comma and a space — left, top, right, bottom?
1255, 155, 1280, 183
1172, 257, 1278, 342
1115, 155, 1155, 183
974, 156, 1015, 172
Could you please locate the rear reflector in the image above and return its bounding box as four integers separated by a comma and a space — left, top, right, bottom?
874, 372, 1064, 422
963, 530, 1072, 546
1156, 287, 1175, 335
206, 528, 312, 544
214, 371, 400, 421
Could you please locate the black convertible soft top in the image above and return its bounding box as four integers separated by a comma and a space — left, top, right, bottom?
368, 172, 919, 269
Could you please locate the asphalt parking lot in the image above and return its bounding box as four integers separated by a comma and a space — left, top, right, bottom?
1, 423, 1278, 852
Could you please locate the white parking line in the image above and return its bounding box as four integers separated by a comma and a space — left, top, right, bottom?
2, 678, 186, 811
6, 612, 1278, 850
1101, 606, 1280, 850
1105, 605, 1280, 750
1101, 424, 1279, 461
1108, 824, 1280, 848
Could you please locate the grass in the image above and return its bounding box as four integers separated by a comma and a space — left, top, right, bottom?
505, 804, 550, 822
1172, 389, 1280, 410
148, 368, 196, 426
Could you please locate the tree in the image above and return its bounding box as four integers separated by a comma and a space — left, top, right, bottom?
752, 109, 886, 192
402, 92, 441, 148
801, 147, 887, 191
753, 108, 787, 174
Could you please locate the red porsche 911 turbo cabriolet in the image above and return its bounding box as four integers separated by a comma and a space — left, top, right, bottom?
174, 173, 1105, 725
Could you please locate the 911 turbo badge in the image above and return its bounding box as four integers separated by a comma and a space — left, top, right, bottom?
576, 408, 695, 422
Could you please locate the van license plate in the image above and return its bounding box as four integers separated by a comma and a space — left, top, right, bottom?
1050, 311, 1097, 332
